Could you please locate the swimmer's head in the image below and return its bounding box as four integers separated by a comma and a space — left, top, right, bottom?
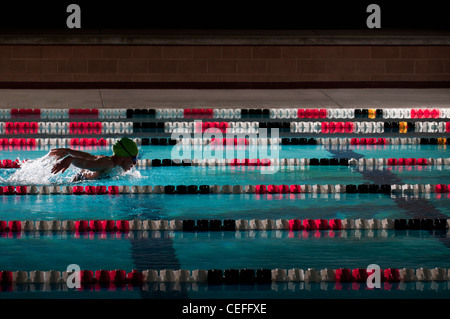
112, 137, 139, 171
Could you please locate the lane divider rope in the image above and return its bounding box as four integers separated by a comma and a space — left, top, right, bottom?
3, 108, 450, 120
1, 121, 450, 135
0, 267, 448, 285
3, 184, 450, 195
0, 218, 448, 232
0, 137, 448, 147
3, 157, 450, 168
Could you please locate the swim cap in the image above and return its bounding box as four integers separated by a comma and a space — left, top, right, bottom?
113, 137, 139, 157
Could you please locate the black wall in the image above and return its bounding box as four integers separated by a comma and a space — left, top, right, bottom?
0, 1, 448, 30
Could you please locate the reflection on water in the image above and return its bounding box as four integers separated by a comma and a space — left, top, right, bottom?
2, 281, 449, 297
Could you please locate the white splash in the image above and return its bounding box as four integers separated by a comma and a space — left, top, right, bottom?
4, 154, 143, 185
107, 166, 143, 181
5, 154, 76, 185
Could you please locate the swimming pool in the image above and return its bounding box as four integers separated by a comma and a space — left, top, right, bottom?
0, 108, 449, 299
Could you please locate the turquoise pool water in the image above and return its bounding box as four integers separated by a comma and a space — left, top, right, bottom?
0, 193, 449, 221
0, 230, 449, 299
0, 143, 449, 299
0, 144, 449, 160
2, 165, 450, 186
4, 230, 448, 271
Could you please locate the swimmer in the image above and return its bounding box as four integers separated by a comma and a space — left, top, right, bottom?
50, 137, 139, 181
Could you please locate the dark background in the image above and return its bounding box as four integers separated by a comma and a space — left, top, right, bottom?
0, 1, 449, 30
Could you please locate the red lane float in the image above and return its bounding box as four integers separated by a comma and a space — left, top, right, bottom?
127, 269, 144, 285
84, 186, 96, 195
411, 109, 440, 119
197, 122, 229, 133
0, 221, 23, 238
2, 186, 17, 195
0, 221, 23, 232
71, 186, 120, 195
95, 270, 111, 285
322, 122, 351, 134
280, 185, 290, 193
184, 109, 213, 118
335, 268, 383, 283
329, 219, 342, 230
0, 267, 418, 287
256, 185, 267, 194
352, 268, 369, 282
1, 160, 13, 168
95, 186, 108, 194
108, 186, 119, 194
4, 122, 39, 134
15, 186, 27, 195
289, 219, 302, 230
69, 109, 99, 118
351, 138, 384, 145
105, 220, 116, 231
0, 271, 13, 285
0, 139, 36, 146
265, 185, 292, 194
384, 268, 400, 282
70, 138, 106, 146
69, 122, 102, 134
387, 158, 397, 165
315, 219, 329, 230
335, 268, 353, 282
335, 268, 398, 283
230, 159, 240, 166
435, 184, 449, 193
210, 138, 249, 146
302, 219, 330, 230
73, 186, 85, 195
328, 122, 336, 133
88, 220, 129, 232
297, 109, 326, 119
288, 219, 342, 231
344, 122, 354, 133
78, 269, 136, 286
387, 158, 428, 166
417, 158, 428, 165
73, 220, 130, 232
267, 185, 279, 194
11, 109, 41, 118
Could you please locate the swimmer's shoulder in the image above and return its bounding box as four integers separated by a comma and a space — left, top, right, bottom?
94, 155, 110, 160
93, 155, 115, 174
95, 155, 115, 165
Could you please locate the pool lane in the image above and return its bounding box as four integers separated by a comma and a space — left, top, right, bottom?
1, 230, 449, 271
1, 143, 449, 300
2, 165, 450, 187
1, 144, 449, 161
326, 146, 450, 251
1, 193, 449, 221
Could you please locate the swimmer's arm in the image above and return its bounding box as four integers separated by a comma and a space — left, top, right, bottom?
51, 156, 113, 174
70, 156, 114, 172
49, 148, 98, 161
